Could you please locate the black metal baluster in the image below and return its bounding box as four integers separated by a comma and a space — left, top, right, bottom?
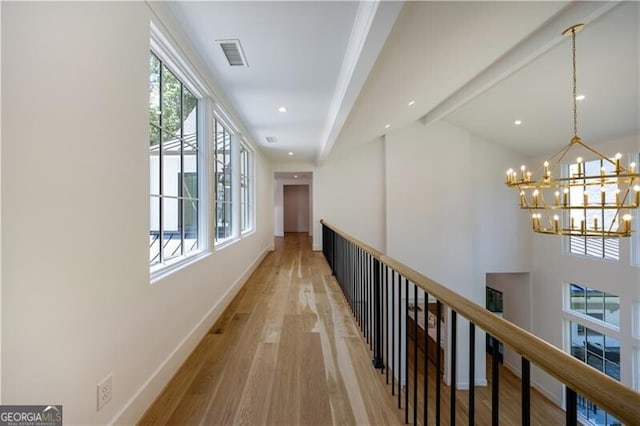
405, 278, 409, 423
423, 290, 429, 426
356, 246, 360, 325
386, 265, 390, 383
565, 387, 577, 426
391, 270, 396, 396
368, 255, 372, 349
373, 258, 383, 369
522, 357, 530, 426
349, 241, 353, 311
360, 251, 364, 336
365, 253, 369, 343
436, 301, 442, 426
469, 322, 476, 426
450, 310, 457, 425
350, 243, 354, 315
332, 229, 336, 273
492, 336, 500, 426
354, 246, 362, 322
413, 284, 418, 425
398, 273, 402, 410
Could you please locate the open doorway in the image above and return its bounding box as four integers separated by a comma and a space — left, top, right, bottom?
273, 172, 313, 238
486, 272, 531, 374
284, 185, 310, 233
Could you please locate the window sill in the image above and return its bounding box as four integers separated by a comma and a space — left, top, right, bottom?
150, 250, 211, 284
241, 228, 255, 238
563, 309, 621, 335
565, 251, 620, 264
214, 236, 240, 251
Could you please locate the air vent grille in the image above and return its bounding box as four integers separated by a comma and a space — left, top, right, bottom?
266, 136, 277, 144
217, 39, 248, 67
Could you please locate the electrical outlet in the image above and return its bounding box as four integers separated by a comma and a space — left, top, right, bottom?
97, 375, 112, 411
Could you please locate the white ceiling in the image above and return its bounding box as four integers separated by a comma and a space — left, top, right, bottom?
167, 1, 401, 163
167, 1, 639, 165
446, 1, 640, 157
334, 1, 570, 149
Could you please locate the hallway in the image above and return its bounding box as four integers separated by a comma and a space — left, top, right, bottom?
139, 233, 403, 425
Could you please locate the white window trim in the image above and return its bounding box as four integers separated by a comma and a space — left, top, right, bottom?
149, 23, 209, 278
213, 109, 238, 249
151, 251, 211, 284
633, 301, 640, 341
240, 139, 255, 236
632, 213, 640, 267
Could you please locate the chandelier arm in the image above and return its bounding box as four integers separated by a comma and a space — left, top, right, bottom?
572, 139, 619, 168
545, 143, 575, 169
606, 212, 619, 233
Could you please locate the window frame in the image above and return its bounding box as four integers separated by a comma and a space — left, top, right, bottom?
214, 114, 235, 246
149, 23, 209, 281
240, 140, 254, 235
564, 282, 623, 425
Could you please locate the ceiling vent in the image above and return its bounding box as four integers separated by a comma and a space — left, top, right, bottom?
216, 39, 248, 67
266, 136, 278, 144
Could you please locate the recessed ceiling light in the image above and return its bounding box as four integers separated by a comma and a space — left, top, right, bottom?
384, 124, 390, 129
294, 175, 298, 178
514, 120, 522, 126
288, 151, 294, 156
408, 100, 415, 106
575, 94, 586, 101
278, 106, 287, 113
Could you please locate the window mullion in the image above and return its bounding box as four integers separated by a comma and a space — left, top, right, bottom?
158, 60, 164, 265
179, 82, 185, 257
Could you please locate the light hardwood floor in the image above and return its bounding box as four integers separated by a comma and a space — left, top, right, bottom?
139, 233, 565, 426
139, 233, 403, 425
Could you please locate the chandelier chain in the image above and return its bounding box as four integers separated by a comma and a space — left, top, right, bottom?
572, 28, 578, 138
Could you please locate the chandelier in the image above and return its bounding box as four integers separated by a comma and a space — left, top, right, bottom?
506, 23, 640, 237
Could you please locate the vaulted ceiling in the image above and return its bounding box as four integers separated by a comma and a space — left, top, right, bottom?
167, 1, 639, 164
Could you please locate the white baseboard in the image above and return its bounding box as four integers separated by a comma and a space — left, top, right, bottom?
111, 248, 270, 425
312, 243, 322, 251
443, 378, 488, 389
504, 360, 562, 409
533, 381, 562, 408
454, 379, 488, 390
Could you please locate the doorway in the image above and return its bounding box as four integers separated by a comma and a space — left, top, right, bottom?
283, 185, 310, 233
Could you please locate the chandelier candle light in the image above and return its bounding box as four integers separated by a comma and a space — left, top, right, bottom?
506, 23, 640, 237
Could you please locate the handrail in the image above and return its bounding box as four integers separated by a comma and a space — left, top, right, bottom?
321, 219, 640, 425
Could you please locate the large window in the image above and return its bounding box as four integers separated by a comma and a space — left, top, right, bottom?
569, 284, 620, 328
149, 52, 200, 267
567, 158, 620, 260
240, 143, 253, 233
567, 284, 621, 425
215, 119, 233, 242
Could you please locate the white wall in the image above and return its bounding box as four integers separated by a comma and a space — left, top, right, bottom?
385, 120, 531, 387
0, 0, 3, 403
283, 185, 310, 233
313, 139, 386, 251
2, 3, 273, 424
